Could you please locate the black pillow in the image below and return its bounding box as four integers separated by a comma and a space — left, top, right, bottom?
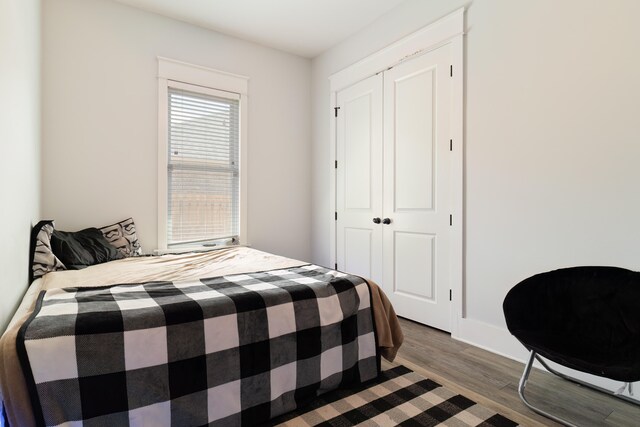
51, 228, 124, 269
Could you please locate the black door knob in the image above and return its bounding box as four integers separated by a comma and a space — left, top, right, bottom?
382, 218, 391, 225
373, 217, 381, 224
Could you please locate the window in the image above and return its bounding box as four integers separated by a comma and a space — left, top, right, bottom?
158, 58, 248, 251
167, 84, 239, 246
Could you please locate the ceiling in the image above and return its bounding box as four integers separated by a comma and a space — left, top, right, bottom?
113, 0, 406, 58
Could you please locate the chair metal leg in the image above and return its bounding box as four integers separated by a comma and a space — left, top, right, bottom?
518, 350, 579, 427
534, 355, 640, 407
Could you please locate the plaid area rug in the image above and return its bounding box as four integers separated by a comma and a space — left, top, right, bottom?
267, 365, 519, 426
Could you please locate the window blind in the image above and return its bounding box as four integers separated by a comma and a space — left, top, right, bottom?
167, 85, 240, 247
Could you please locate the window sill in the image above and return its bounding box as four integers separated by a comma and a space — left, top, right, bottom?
153, 244, 243, 256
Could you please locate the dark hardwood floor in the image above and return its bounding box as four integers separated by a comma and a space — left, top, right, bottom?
387, 318, 640, 426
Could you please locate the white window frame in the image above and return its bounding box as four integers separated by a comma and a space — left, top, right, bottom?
157, 57, 249, 252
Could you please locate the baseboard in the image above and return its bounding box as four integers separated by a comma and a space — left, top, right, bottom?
453, 317, 529, 362
453, 317, 639, 402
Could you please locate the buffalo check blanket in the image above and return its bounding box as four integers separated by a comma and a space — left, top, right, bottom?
17, 265, 379, 427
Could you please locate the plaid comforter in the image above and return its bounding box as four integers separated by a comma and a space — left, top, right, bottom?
17, 265, 379, 427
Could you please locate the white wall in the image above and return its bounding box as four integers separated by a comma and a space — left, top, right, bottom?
41, 0, 312, 261
0, 0, 41, 332
312, 0, 640, 357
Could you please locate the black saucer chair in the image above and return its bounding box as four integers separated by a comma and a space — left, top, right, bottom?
503, 266, 640, 426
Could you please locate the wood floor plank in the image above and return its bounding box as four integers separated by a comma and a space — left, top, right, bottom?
394, 318, 640, 426
604, 407, 640, 426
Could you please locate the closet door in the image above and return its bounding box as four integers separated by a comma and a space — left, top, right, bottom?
382, 44, 452, 331
336, 73, 383, 283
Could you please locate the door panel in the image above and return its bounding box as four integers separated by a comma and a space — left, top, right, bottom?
336, 74, 383, 284
344, 228, 373, 279
344, 94, 373, 210
394, 68, 435, 211
394, 232, 435, 301
383, 44, 452, 331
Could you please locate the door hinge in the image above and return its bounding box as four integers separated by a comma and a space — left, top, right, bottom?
449, 214, 452, 226
334, 263, 338, 270
450, 65, 453, 77
449, 289, 452, 301
450, 139, 453, 151
335, 160, 338, 169
334, 107, 340, 117
335, 211, 338, 221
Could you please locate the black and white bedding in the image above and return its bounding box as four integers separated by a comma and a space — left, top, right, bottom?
17, 264, 378, 426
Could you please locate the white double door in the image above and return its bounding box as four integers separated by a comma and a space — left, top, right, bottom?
336, 44, 453, 331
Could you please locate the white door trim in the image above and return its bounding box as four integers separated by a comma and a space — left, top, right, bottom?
329, 8, 464, 93
328, 7, 465, 338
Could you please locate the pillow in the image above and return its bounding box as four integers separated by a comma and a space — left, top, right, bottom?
30, 220, 66, 282
51, 228, 124, 269
99, 217, 142, 257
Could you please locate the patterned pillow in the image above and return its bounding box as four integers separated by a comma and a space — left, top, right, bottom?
30, 220, 66, 282
99, 217, 142, 257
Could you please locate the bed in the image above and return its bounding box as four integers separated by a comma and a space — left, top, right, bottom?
0, 245, 403, 427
